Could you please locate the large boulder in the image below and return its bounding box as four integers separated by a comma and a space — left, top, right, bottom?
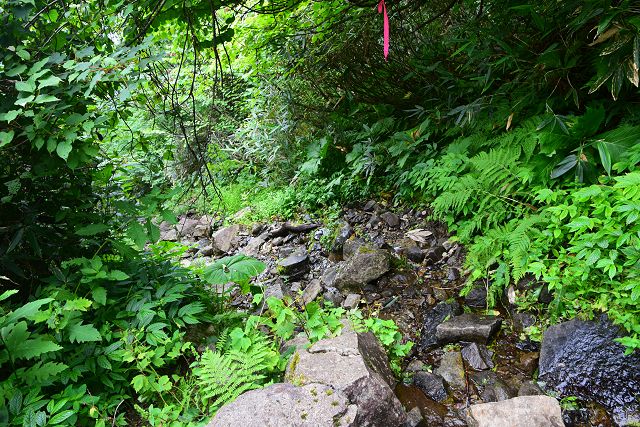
464, 396, 564, 427
333, 249, 390, 290
277, 249, 310, 279
419, 301, 462, 350
285, 324, 406, 426
207, 383, 357, 427
539, 318, 640, 426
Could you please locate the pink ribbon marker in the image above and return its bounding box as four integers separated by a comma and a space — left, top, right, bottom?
377, 0, 389, 60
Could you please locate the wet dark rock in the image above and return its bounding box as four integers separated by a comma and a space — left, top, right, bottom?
395, 384, 447, 426
480, 379, 514, 403
367, 214, 381, 228
277, 250, 310, 279
539, 318, 640, 426
269, 222, 320, 238
302, 279, 322, 305
406, 246, 425, 263
435, 351, 466, 390
250, 223, 264, 236
518, 352, 539, 376
436, 313, 502, 344
334, 249, 390, 290
413, 371, 448, 402
464, 284, 487, 308
464, 396, 564, 427
537, 283, 554, 304
518, 381, 543, 397
380, 211, 400, 228
363, 200, 379, 212
447, 267, 460, 281
513, 312, 536, 332
419, 301, 462, 350
515, 338, 540, 352
331, 223, 353, 254
424, 245, 446, 265
461, 343, 494, 371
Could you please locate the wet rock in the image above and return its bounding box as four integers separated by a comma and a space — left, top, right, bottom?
334, 249, 390, 290
518, 352, 539, 376
464, 395, 564, 427
539, 318, 640, 426
518, 381, 543, 396
342, 237, 367, 259
395, 384, 447, 425
286, 325, 406, 426
464, 284, 487, 308
447, 267, 460, 281
212, 224, 243, 254
413, 371, 448, 402
277, 250, 310, 279
321, 264, 339, 288
331, 223, 353, 254
436, 313, 502, 344
461, 342, 494, 370
207, 383, 355, 427
513, 312, 536, 332
342, 293, 361, 310
323, 287, 344, 307
250, 223, 264, 236
537, 283, 554, 304
302, 279, 322, 305
380, 211, 400, 228
424, 245, 446, 265
435, 351, 466, 390
406, 246, 425, 263
404, 407, 423, 427
419, 301, 462, 350
480, 379, 514, 403
363, 200, 379, 212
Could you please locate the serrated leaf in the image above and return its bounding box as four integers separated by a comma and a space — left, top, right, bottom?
15, 337, 63, 360
75, 223, 109, 236
49, 410, 75, 425
91, 287, 107, 305
67, 322, 101, 343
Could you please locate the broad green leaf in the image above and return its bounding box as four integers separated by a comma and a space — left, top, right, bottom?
49, 410, 75, 425
550, 154, 578, 179
14, 337, 63, 360
203, 255, 266, 287
37, 75, 61, 89
127, 221, 147, 250
56, 140, 72, 160
0, 289, 19, 302
6, 298, 53, 323
0, 110, 21, 122
596, 140, 612, 175
75, 223, 109, 236
15, 80, 36, 93
5, 65, 27, 77
91, 287, 107, 305
109, 270, 129, 281
34, 94, 59, 104
0, 131, 15, 148
67, 322, 102, 343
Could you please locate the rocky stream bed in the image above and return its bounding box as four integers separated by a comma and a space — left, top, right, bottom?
161, 201, 640, 427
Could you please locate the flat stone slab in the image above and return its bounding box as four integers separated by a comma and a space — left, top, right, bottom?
436, 313, 501, 343
464, 395, 564, 427
208, 383, 356, 427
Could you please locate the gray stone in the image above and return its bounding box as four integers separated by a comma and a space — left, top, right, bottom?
342, 293, 361, 310
404, 360, 426, 373
240, 235, 265, 257
251, 223, 265, 236
539, 318, 640, 426
436, 313, 502, 344
302, 279, 322, 305
323, 287, 344, 307
342, 237, 366, 259
277, 250, 310, 279
461, 343, 494, 370
212, 224, 243, 254
331, 223, 353, 254
518, 381, 544, 396
321, 264, 339, 288
193, 223, 211, 238
435, 351, 465, 390
177, 217, 200, 237
447, 267, 460, 281
406, 246, 425, 263
464, 396, 564, 427
263, 280, 284, 300
334, 250, 390, 290
513, 312, 536, 332
413, 371, 448, 402
404, 407, 423, 427
465, 284, 487, 308
198, 244, 215, 257
363, 200, 379, 212
286, 325, 406, 426
380, 211, 400, 228
207, 383, 356, 427
424, 245, 445, 265
418, 301, 462, 350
